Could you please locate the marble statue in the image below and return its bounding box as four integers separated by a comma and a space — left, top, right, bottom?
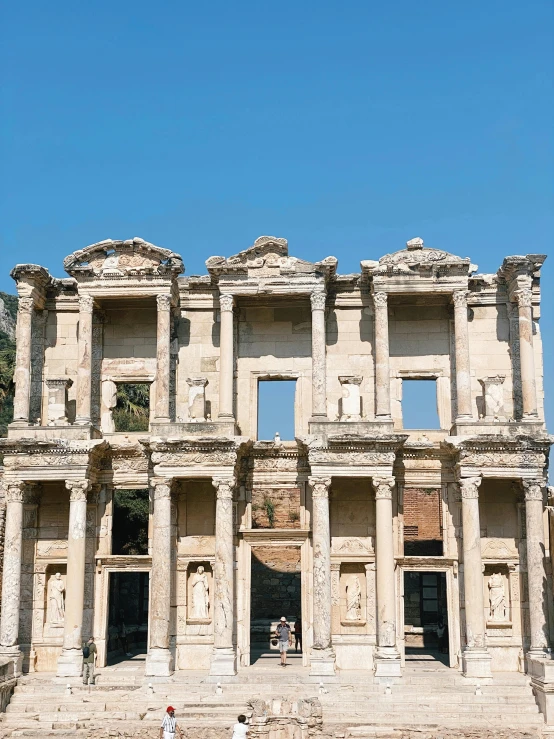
345, 576, 362, 621
47, 573, 65, 625
488, 572, 506, 621
191, 565, 210, 619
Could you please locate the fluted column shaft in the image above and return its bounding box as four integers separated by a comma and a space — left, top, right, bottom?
373, 292, 391, 418
523, 480, 550, 656
57, 480, 90, 677
75, 295, 94, 424
0, 483, 25, 668
210, 477, 236, 675
515, 288, 538, 418
12, 297, 34, 423
453, 290, 473, 420
145, 478, 174, 676
310, 291, 327, 419
460, 476, 491, 677
218, 294, 235, 420
155, 294, 172, 422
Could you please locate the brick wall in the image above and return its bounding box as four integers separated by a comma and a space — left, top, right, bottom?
251, 487, 301, 529
403, 488, 442, 541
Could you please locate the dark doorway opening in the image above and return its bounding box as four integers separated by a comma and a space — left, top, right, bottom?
112, 489, 149, 555
404, 571, 449, 666
250, 546, 302, 666
107, 571, 149, 663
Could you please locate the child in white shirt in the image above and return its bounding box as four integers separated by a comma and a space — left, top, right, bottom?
232, 714, 249, 739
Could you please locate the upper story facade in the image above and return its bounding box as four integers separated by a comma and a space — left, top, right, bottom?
5, 235, 548, 444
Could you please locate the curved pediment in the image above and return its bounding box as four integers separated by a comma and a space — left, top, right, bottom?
63, 237, 184, 279
362, 237, 473, 276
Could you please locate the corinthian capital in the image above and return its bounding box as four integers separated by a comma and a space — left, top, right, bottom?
523, 479, 544, 502
65, 479, 91, 502
373, 476, 395, 499
212, 477, 235, 499
459, 476, 482, 500
79, 294, 95, 313
5, 482, 25, 503
219, 294, 234, 312
309, 477, 331, 499
151, 478, 172, 500
515, 288, 533, 309
156, 293, 172, 311
372, 291, 388, 308
17, 296, 35, 314
310, 291, 327, 311
452, 290, 468, 309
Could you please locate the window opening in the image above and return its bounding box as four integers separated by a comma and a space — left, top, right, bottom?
401, 379, 440, 429
113, 383, 150, 432
257, 380, 296, 441
112, 489, 149, 555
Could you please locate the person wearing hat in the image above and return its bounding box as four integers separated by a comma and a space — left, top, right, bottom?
275, 617, 292, 667
160, 706, 183, 739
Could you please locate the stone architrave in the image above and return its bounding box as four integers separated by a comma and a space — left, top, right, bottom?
309, 477, 335, 675
372, 292, 391, 419
186, 377, 209, 422
57, 480, 90, 677
75, 295, 95, 424
373, 477, 401, 676
479, 375, 506, 421
515, 287, 539, 418
310, 291, 328, 420
218, 294, 235, 420
459, 476, 492, 678
45, 378, 73, 426
523, 479, 550, 658
155, 294, 172, 422
338, 376, 363, 421
453, 290, 473, 420
12, 297, 35, 424
210, 477, 236, 675
0, 482, 25, 674
145, 478, 174, 676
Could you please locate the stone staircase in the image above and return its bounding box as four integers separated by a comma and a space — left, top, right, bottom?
0, 666, 545, 737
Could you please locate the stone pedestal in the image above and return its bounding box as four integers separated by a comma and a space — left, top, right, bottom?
515, 287, 539, 419
155, 294, 172, 423
373, 292, 391, 420
0, 483, 25, 675
186, 377, 209, 421
478, 375, 506, 421
75, 295, 94, 425
210, 477, 237, 676
373, 477, 401, 677
57, 480, 90, 677
310, 291, 328, 420
460, 476, 492, 678
218, 294, 235, 421
523, 480, 550, 660
145, 479, 174, 676
12, 297, 34, 424
309, 477, 336, 676
45, 378, 73, 425
453, 290, 473, 421
338, 376, 362, 421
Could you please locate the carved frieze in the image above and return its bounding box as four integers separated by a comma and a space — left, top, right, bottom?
152, 450, 237, 466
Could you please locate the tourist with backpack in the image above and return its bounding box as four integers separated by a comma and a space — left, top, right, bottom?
275, 616, 292, 667
82, 636, 97, 685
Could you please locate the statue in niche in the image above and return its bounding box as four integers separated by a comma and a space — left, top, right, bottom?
47, 572, 65, 625
345, 576, 362, 621
190, 565, 209, 619
488, 572, 507, 621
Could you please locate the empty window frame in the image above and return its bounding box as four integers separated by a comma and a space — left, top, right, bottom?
257, 380, 296, 441
401, 379, 440, 430
113, 383, 151, 432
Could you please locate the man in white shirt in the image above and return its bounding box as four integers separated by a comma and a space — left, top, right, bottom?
160, 706, 183, 739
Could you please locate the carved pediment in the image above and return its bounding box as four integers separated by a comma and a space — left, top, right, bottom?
361, 238, 475, 281
63, 237, 184, 279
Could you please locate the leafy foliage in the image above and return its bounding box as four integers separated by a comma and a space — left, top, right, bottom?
112, 489, 150, 555
113, 383, 150, 432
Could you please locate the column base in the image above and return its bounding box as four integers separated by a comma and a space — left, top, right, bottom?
309, 647, 336, 676
0, 647, 23, 678
209, 647, 237, 676
57, 648, 84, 677
374, 647, 402, 678
462, 648, 492, 678
145, 647, 174, 677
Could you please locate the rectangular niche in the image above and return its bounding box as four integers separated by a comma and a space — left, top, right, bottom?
43, 564, 67, 638
340, 563, 366, 628
187, 562, 213, 627
485, 564, 512, 636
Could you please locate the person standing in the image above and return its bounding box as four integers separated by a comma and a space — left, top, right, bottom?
293, 616, 302, 653
160, 706, 183, 739
82, 636, 97, 685
276, 616, 292, 667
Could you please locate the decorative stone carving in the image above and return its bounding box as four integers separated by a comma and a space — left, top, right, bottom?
459, 476, 481, 499
479, 375, 506, 421
186, 377, 208, 422
373, 476, 394, 500
523, 479, 544, 502
345, 576, 362, 621
190, 565, 210, 620
338, 376, 362, 421
45, 378, 73, 426
373, 291, 388, 308
219, 293, 234, 312
310, 291, 326, 311
47, 572, 66, 625
65, 480, 90, 503
488, 572, 506, 622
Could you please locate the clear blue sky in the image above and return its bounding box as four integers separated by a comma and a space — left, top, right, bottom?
1, 1, 552, 427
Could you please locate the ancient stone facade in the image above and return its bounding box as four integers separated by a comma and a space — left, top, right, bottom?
0, 236, 551, 692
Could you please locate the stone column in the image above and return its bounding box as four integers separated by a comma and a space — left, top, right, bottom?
218, 294, 235, 421
57, 480, 90, 676
373, 477, 401, 677
309, 476, 335, 675
365, 562, 376, 635
515, 287, 538, 419
155, 294, 172, 422
210, 477, 236, 675
0, 482, 25, 674
145, 478, 174, 676
310, 291, 328, 420
75, 295, 95, 425
459, 476, 492, 678
373, 292, 391, 419
12, 297, 34, 424
523, 479, 550, 658
453, 290, 473, 420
